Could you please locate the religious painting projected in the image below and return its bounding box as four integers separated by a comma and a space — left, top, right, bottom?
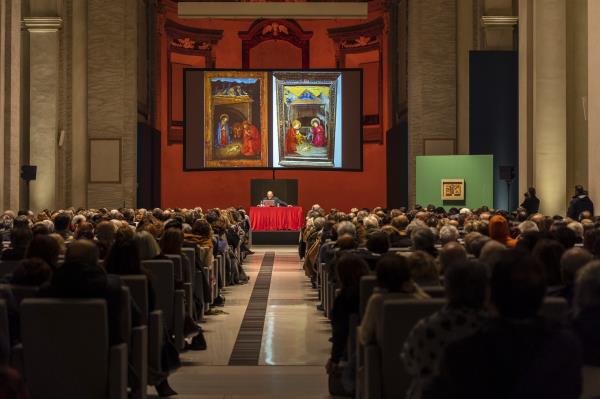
273, 71, 342, 168
204, 71, 268, 168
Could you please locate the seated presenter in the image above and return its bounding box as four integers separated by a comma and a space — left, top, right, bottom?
263, 190, 291, 207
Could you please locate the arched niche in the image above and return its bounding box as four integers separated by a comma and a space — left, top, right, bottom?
239, 19, 313, 69
328, 17, 385, 143
165, 20, 223, 143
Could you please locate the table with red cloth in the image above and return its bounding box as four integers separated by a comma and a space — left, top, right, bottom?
249, 206, 304, 231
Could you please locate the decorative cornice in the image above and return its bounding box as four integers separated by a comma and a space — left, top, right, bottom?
481, 16, 519, 27
22, 17, 63, 32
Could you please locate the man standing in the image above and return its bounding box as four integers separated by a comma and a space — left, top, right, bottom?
520, 187, 540, 215
567, 185, 594, 220
263, 191, 289, 207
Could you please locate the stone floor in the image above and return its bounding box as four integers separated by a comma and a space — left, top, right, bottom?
148, 247, 332, 398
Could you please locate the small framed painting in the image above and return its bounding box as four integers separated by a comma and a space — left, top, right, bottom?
441, 179, 465, 201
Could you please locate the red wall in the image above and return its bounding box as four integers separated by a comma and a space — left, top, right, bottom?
159, 15, 388, 212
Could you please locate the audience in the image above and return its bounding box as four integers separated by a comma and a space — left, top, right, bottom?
2, 201, 600, 398
572, 261, 600, 368
359, 254, 428, 345
424, 250, 582, 399
402, 260, 488, 399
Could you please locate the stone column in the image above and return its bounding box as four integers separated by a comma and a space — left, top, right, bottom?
588, 0, 600, 205
0, 0, 22, 211
407, 0, 457, 206
531, 0, 567, 216
518, 0, 533, 199
22, 16, 62, 212
71, 0, 87, 207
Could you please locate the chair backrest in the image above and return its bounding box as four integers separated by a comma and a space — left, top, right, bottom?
422, 286, 446, 298
181, 247, 195, 271
359, 275, 377, 318
379, 298, 446, 399
0, 283, 38, 305
20, 298, 110, 399
142, 260, 175, 329
118, 286, 132, 347
0, 299, 8, 365
0, 260, 20, 278
121, 275, 149, 322
164, 254, 182, 281
540, 296, 569, 322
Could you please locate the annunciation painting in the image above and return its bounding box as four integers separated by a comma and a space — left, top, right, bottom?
273, 71, 341, 168
441, 179, 465, 201
204, 71, 269, 168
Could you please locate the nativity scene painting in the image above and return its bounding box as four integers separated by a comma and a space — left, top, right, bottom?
204, 71, 268, 168
274, 72, 341, 167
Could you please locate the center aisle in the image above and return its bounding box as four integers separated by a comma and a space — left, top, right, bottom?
158, 247, 332, 399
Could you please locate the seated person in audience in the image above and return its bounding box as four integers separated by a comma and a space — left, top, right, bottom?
380, 225, 404, 248
439, 225, 459, 245
572, 260, 600, 367
424, 250, 582, 399
548, 247, 593, 305
52, 212, 72, 241
437, 242, 467, 275
1, 228, 33, 261
478, 239, 507, 267
411, 227, 438, 258
402, 260, 488, 399
567, 221, 585, 244
48, 233, 66, 256
327, 254, 370, 370
366, 231, 390, 255
532, 238, 565, 288
134, 230, 162, 261
359, 254, 429, 345
407, 251, 440, 286
10, 258, 52, 287
73, 221, 94, 240
24, 234, 60, 270
39, 240, 135, 345
391, 215, 412, 247
488, 215, 517, 248
94, 220, 116, 260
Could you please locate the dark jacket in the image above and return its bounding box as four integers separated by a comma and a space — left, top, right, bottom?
424, 317, 582, 399
330, 286, 360, 363
573, 306, 600, 367
567, 195, 594, 219
521, 196, 540, 215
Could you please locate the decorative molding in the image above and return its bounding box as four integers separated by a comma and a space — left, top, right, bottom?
481, 15, 519, 27
21, 17, 63, 32
165, 20, 224, 143
165, 20, 223, 56
239, 19, 313, 69
328, 17, 385, 143
178, 2, 368, 19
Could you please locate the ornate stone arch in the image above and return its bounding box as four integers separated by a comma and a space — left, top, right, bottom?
238, 19, 313, 69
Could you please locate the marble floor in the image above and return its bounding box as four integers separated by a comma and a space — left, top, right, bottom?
149, 247, 333, 398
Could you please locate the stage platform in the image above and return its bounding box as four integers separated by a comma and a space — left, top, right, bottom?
250, 230, 300, 246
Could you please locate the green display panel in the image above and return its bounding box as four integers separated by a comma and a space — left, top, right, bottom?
416, 155, 494, 210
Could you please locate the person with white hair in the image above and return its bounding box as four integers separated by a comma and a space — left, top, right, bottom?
363, 215, 379, 230
567, 221, 584, 243
518, 220, 539, 234
336, 220, 356, 238
439, 225, 459, 245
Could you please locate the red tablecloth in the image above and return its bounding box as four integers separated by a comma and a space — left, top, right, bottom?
250, 206, 304, 231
